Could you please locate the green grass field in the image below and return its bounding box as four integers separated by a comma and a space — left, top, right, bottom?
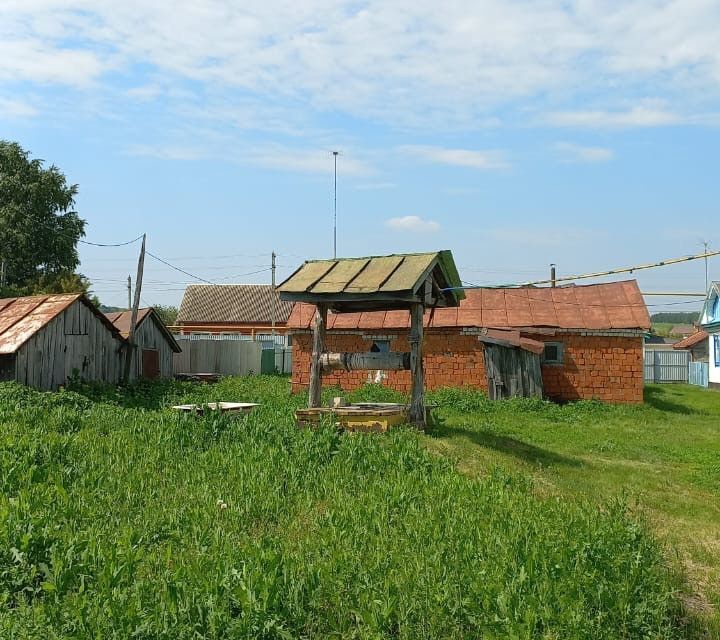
0, 377, 718, 638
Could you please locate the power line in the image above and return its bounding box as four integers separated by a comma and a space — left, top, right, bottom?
145, 251, 215, 285
444, 248, 720, 291
79, 234, 145, 247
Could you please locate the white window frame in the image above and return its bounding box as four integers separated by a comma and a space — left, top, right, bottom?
542, 341, 564, 365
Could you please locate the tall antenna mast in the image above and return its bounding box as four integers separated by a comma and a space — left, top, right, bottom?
332, 150, 339, 258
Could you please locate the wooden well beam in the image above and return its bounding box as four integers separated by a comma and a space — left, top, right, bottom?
308, 303, 327, 408
320, 351, 410, 371
408, 302, 425, 426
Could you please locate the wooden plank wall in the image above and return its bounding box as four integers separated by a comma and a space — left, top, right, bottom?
484, 343, 543, 400
15, 300, 124, 390
128, 317, 176, 379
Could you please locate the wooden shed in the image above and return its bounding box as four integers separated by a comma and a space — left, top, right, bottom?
0, 294, 125, 389
105, 308, 181, 379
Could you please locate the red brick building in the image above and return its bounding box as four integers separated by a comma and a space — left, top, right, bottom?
288, 280, 650, 404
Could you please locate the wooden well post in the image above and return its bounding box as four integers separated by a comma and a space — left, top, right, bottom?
308, 303, 327, 408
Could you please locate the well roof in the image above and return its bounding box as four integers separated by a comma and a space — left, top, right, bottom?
278, 251, 463, 311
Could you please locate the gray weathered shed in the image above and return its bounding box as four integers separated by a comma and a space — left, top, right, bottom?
0, 294, 125, 389
105, 308, 181, 379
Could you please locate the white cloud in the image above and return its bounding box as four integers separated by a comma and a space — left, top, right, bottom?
241, 146, 372, 175
385, 215, 440, 233
2, 1, 720, 128
554, 142, 613, 163
400, 145, 509, 170
0, 97, 38, 118
354, 182, 396, 190
125, 144, 207, 160
545, 106, 682, 129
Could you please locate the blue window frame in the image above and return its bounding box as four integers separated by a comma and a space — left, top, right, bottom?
715, 335, 720, 367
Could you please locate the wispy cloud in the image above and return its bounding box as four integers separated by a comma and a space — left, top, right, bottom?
125, 144, 207, 160
354, 182, 396, 191
385, 215, 440, 233
241, 146, 372, 175
0, 97, 37, 118
3, 2, 720, 129
554, 142, 613, 163
545, 106, 682, 129
400, 145, 509, 170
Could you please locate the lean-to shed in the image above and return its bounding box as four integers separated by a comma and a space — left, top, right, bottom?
0, 294, 125, 389
105, 308, 181, 379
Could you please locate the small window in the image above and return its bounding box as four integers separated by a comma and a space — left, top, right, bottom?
542, 342, 564, 365
370, 340, 390, 353
715, 335, 720, 367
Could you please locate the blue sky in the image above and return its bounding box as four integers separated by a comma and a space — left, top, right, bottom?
1, 0, 719, 312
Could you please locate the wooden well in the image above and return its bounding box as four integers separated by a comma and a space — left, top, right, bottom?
278, 251, 463, 429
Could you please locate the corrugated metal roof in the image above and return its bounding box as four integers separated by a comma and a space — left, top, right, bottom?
287, 280, 651, 331
672, 330, 708, 350
177, 284, 294, 325
0, 294, 123, 355
278, 251, 464, 308
105, 308, 181, 353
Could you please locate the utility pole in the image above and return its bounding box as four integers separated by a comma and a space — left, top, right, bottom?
550, 263, 556, 288
0, 260, 5, 290
124, 234, 146, 383
271, 250, 276, 338
127, 275, 132, 309
332, 151, 339, 259
704, 241, 709, 293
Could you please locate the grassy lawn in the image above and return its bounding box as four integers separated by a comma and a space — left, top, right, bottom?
423, 384, 720, 635
0, 377, 718, 637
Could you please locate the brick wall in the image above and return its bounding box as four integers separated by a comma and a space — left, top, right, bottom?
531, 332, 644, 404
291, 330, 488, 394
291, 330, 645, 404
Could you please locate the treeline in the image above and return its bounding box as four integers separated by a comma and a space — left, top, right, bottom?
650, 311, 701, 324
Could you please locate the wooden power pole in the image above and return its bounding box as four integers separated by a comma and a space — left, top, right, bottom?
123, 234, 146, 383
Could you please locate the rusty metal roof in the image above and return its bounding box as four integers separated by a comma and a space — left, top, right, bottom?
177, 284, 294, 325
287, 280, 650, 331
278, 251, 464, 311
672, 329, 708, 350
0, 294, 124, 355
105, 308, 181, 353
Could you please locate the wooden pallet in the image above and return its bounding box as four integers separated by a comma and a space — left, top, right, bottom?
171, 402, 259, 416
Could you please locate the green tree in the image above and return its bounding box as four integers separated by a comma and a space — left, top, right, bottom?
0, 140, 87, 296
153, 305, 179, 327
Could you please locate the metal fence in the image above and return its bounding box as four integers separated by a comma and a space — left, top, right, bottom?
173, 338, 263, 376
644, 349, 690, 383
689, 361, 709, 387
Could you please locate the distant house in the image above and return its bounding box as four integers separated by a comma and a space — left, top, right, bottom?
105, 308, 181, 379
669, 324, 696, 338
0, 294, 125, 390
288, 279, 650, 404
176, 285, 294, 337
699, 281, 720, 389
673, 329, 709, 362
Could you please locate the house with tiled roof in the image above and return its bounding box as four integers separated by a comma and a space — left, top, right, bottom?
176, 284, 293, 337
287, 279, 651, 404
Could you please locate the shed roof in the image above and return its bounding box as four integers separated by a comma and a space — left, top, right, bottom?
105, 308, 181, 353
287, 280, 650, 331
177, 284, 294, 325
672, 329, 708, 350
278, 251, 463, 311
669, 324, 695, 336
0, 294, 123, 355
